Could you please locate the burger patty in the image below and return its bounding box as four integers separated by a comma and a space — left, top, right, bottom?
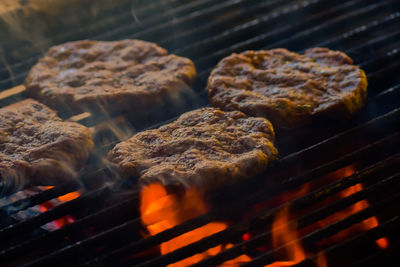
0, 99, 93, 189
108, 107, 278, 192
25, 39, 196, 115
207, 48, 367, 128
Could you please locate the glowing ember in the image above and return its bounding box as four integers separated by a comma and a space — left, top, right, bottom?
248, 165, 388, 267
140, 164, 388, 267
313, 166, 389, 249
58, 191, 81, 202
140, 183, 250, 266
40, 186, 81, 229
342, 183, 389, 249
376, 237, 389, 249
44, 186, 81, 201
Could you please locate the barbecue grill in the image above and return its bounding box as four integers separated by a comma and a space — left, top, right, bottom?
1, 0, 399, 266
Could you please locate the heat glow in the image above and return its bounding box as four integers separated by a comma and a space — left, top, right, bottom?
139, 165, 387, 267
246, 165, 386, 267
265, 206, 306, 267
40, 186, 80, 228
313, 166, 388, 249
140, 183, 251, 266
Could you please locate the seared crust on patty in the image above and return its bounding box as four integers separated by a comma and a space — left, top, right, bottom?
25, 39, 196, 115
108, 107, 278, 191
0, 99, 93, 189
207, 48, 367, 128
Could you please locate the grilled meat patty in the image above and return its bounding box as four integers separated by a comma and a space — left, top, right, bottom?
108, 107, 278, 191
207, 48, 367, 128
25, 39, 196, 115
0, 99, 93, 189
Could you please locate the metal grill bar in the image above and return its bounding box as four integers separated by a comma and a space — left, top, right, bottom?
1, 81, 397, 266
27, 212, 214, 267
101, 0, 240, 41
196, 25, 400, 86
0, 0, 187, 74
0, 0, 191, 69
293, 216, 400, 267
290, 181, 399, 254
158, 0, 291, 48
364, 50, 400, 85
192, 161, 400, 266
375, 84, 400, 102
27, 218, 147, 267
72, 0, 193, 41
345, 30, 400, 60
195, 0, 396, 70
2, 0, 398, 91
0, 180, 80, 216
261, 1, 397, 52
0, 1, 398, 116
213, 127, 399, 217
174, 0, 330, 58
314, 12, 400, 48
84, 132, 400, 266
12, 105, 400, 265
0, 1, 399, 266
0, 187, 110, 244
0, 0, 227, 89
0, 56, 39, 81
101, 77, 400, 159
244, 194, 400, 266
350, 241, 400, 267
361, 48, 400, 71
270, 102, 400, 170
0, 190, 139, 262
125, 156, 400, 267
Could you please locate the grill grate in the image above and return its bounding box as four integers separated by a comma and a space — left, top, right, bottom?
93, 137, 400, 266
0, 0, 400, 266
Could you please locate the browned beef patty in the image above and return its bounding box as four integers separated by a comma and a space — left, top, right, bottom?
207, 48, 367, 128
25, 39, 196, 115
0, 99, 93, 189
108, 107, 278, 192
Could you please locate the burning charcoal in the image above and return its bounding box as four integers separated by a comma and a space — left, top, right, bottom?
0, 185, 79, 231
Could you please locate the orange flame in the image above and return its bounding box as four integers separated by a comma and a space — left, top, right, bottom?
261, 184, 331, 267
314, 166, 388, 249
40, 186, 81, 228
139, 164, 388, 267
140, 183, 251, 267
251, 165, 388, 267
265, 206, 306, 267
316, 252, 328, 267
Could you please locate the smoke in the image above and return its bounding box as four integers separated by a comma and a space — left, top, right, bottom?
0, 0, 137, 66
0, 1, 52, 58
0, 0, 201, 205
0, 46, 14, 86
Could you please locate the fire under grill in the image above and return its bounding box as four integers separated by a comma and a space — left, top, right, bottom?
0, 0, 400, 266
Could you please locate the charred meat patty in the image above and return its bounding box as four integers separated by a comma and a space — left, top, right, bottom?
108, 108, 278, 192
207, 48, 367, 128
0, 99, 93, 189
25, 39, 196, 115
